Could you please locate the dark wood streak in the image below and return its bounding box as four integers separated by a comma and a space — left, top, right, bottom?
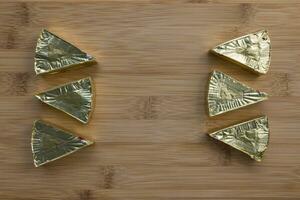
269, 73, 289, 97
187, 0, 210, 3
19, 2, 30, 25
240, 3, 255, 24
101, 165, 115, 189
144, 96, 158, 119
79, 190, 92, 200
284, 73, 290, 96
5, 3, 30, 49
133, 96, 159, 120
0, 72, 31, 96
6, 27, 16, 49
221, 145, 232, 166
13, 72, 31, 96
207, 136, 232, 165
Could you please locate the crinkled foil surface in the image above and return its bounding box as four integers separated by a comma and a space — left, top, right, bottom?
208, 70, 268, 116
209, 116, 269, 161
35, 77, 93, 124
31, 120, 93, 167
34, 29, 94, 75
212, 30, 271, 74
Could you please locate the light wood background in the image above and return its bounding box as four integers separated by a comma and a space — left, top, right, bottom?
0, 1, 299, 199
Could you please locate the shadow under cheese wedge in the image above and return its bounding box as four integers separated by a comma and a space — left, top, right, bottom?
211, 30, 271, 74
208, 116, 269, 161
31, 120, 93, 167
34, 29, 96, 75
207, 70, 268, 116
35, 77, 94, 124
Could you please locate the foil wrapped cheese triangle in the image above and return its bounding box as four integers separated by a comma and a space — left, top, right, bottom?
34, 29, 95, 75
31, 120, 93, 167
208, 70, 268, 116
211, 30, 271, 74
209, 116, 269, 161
35, 77, 93, 124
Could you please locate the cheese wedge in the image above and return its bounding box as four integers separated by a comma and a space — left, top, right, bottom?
209, 116, 269, 161
208, 70, 268, 116
34, 29, 95, 75
35, 77, 93, 124
211, 30, 271, 74
31, 120, 93, 167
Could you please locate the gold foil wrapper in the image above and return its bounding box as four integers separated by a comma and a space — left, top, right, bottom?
209, 116, 269, 161
211, 30, 271, 74
31, 120, 93, 167
35, 77, 94, 124
34, 29, 95, 75
208, 70, 268, 116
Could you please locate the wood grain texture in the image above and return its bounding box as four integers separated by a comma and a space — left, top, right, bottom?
0, 1, 299, 199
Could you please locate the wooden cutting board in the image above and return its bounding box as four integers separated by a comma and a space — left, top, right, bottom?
0, 1, 299, 199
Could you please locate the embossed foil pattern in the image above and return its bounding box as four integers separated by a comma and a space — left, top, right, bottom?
208, 70, 268, 116
34, 29, 95, 75
32, 120, 93, 167
35, 77, 93, 124
209, 116, 269, 161
212, 30, 271, 74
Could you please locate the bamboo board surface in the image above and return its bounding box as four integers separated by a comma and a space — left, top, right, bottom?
0, 1, 299, 199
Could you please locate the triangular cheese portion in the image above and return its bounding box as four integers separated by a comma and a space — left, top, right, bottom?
209, 116, 269, 161
34, 29, 95, 75
208, 70, 268, 116
211, 30, 271, 74
31, 120, 93, 167
35, 77, 93, 124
